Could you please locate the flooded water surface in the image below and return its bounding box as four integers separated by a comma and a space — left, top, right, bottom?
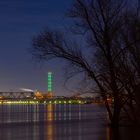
0, 104, 139, 140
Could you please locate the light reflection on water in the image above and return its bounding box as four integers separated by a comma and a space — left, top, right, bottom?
0, 104, 139, 140
47, 104, 53, 140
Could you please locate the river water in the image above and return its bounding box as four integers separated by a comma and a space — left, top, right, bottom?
0, 104, 139, 140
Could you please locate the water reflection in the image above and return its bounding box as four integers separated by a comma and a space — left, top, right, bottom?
106, 127, 110, 140
0, 104, 139, 140
46, 104, 53, 140
47, 104, 53, 121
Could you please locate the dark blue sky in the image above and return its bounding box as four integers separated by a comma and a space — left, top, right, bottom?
0, 0, 74, 95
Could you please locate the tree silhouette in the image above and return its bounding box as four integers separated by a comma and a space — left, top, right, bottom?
32, 0, 140, 126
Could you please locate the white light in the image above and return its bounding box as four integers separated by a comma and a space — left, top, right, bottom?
69, 101, 72, 103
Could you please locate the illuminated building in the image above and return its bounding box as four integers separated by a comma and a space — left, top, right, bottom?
47, 72, 53, 99
34, 90, 43, 99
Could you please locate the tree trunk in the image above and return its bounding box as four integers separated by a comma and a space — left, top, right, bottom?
111, 100, 121, 127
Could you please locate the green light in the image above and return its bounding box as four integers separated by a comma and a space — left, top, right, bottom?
48, 72, 52, 92
48, 84, 51, 86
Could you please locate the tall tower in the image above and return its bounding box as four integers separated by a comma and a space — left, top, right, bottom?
47, 72, 53, 99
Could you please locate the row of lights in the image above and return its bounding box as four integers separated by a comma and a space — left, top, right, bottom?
0, 100, 82, 104
0, 101, 39, 104
47, 100, 82, 104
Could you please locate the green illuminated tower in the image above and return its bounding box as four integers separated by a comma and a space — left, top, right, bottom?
47, 72, 53, 98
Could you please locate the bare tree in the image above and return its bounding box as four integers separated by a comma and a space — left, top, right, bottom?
119, 9, 140, 123
32, 0, 139, 126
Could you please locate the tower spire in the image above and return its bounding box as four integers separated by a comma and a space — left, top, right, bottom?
47, 72, 53, 99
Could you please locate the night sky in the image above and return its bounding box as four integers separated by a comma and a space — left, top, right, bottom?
0, 0, 74, 95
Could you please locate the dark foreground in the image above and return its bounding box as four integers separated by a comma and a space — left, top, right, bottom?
0, 104, 139, 140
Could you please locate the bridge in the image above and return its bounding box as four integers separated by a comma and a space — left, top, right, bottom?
0, 91, 34, 99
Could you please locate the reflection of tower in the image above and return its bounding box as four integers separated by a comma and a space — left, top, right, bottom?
46, 104, 53, 140
47, 72, 53, 99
